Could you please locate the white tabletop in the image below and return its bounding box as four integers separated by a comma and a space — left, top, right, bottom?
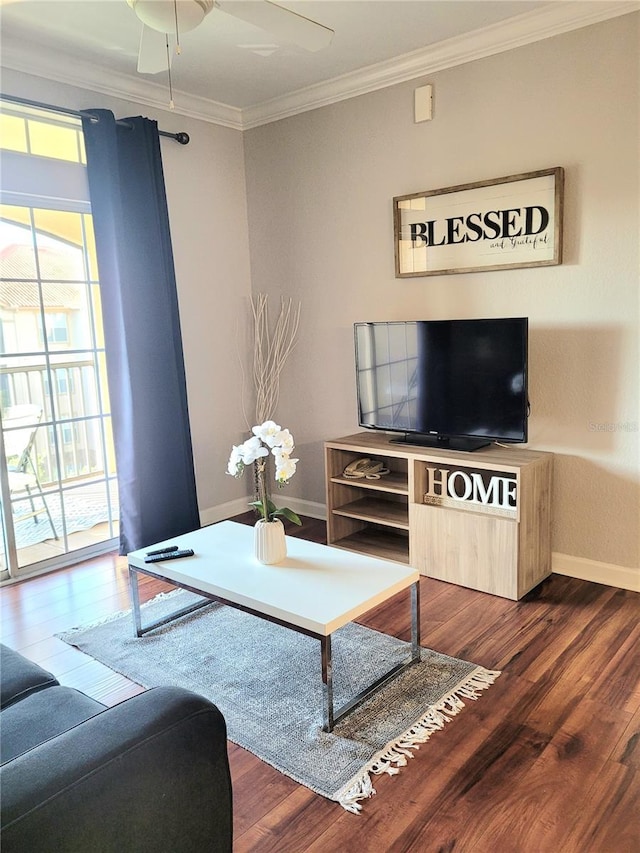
128, 521, 419, 636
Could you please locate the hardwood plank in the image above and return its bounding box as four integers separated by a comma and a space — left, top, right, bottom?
557, 760, 640, 852
587, 616, 640, 712
467, 697, 634, 851
302, 674, 546, 853
1, 515, 639, 852
611, 705, 640, 770
490, 578, 619, 682
235, 786, 336, 853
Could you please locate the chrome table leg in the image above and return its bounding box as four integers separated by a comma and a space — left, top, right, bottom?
321, 634, 334, 732
320, 580, 421, 732
129, 565, 143, 637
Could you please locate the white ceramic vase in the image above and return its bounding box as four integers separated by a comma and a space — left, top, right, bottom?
254, 518, 287, 565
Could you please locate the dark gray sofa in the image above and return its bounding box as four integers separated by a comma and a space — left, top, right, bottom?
0, 644, 232, 852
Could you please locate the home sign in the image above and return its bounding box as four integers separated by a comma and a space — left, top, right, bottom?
422, 464, 518, 518
394, 166, 564, 277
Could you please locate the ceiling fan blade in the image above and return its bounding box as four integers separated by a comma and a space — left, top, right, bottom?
217, 1, 333, 52
137, 24, 172, 74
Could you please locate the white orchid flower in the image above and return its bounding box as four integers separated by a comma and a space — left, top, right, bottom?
240, 435, 269, 465
226, 422, 301, 526
273, 428, 294, 452
275, 456, 298, 483
227, 444, 245, 477
252, 420, 281, 448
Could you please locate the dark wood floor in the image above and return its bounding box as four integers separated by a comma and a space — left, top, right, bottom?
1, 514, 639, 852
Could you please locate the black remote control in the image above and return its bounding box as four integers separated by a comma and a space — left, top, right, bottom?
144, 548, 194, 563
146, 545, 179, 556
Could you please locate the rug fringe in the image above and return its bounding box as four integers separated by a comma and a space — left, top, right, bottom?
335, 666, 501, 813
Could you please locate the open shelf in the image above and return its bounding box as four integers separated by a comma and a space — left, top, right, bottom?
331, 496, 409, 529
325, 432, 553, 599
329, 527, 410, 564
329, 470, 408, 495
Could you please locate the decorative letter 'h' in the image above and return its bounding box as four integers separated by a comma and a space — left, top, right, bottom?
424, 466, 449, 498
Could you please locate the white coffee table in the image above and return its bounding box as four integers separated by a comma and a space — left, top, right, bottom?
128, 521, 421, 732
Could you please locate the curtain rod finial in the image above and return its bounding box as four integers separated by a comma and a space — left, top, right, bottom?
175, 132, 190, 145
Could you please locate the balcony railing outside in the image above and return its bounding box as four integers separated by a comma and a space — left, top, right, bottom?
1, 358, 115, 486
1, 360, 118, 562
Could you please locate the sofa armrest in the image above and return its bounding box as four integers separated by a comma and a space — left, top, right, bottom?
1, 686, 233, 853
0, 644, 58, 709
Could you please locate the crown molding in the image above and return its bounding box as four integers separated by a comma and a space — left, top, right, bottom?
241, 0, 640, 128
0, 37, 244, 130
1, 1, 638, 131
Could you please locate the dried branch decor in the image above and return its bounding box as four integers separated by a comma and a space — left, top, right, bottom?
249, 293, 301, 425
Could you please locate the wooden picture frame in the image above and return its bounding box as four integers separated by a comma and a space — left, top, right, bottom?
394, 167, 564, 277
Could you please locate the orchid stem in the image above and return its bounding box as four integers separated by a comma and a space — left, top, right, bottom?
256, 459, 269, 521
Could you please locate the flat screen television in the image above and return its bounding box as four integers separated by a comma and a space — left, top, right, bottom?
354, 317, 529, 451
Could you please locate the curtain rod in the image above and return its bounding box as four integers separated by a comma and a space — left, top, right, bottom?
0, 93, 190, 145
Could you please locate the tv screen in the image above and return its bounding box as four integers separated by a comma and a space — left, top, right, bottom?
354, 318, 528, 451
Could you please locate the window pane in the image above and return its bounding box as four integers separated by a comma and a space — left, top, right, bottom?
0, 303, 46, 356
60, 481, 119, 543
28, 120, 81, 163
33, 209, 86, 281
0, 205, 32, 229
0, 216, 37, 279
97, 352, 110, 415
49, 352, 100, 419
104, 417, 116, 477
0, 355, 48, 409
0, 114, 27, 153
91, 283, 105, 348
85, 216, 99, 280
54, 418, 113, 480
78, 133, 87, 166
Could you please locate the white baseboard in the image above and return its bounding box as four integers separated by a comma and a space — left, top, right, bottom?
199, 496, 326, 528
286, 497, 326, 521
201, 501, 638, 594
199, 498, 250, 527
553, 552, 640, 593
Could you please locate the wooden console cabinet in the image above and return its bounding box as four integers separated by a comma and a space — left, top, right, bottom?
325, 432, 552, 600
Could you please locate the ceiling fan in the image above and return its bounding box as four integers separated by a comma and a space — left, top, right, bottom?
126, 0, 335, 74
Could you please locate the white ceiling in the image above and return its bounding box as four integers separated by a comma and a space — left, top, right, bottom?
1, 0, 637, 129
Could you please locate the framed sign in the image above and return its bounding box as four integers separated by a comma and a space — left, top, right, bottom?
394, 166, 564, 277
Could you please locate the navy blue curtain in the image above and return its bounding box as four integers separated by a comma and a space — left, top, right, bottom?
81, 110, 200, 554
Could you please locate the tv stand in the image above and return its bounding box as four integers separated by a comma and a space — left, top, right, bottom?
325, 432, 553, 600
389, 433, 491, 452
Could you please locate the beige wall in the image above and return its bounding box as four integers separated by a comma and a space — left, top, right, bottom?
243, 15, 639, 574
3, 13, 638, 583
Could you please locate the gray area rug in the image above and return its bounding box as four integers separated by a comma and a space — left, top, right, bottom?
58, 591, 499, 812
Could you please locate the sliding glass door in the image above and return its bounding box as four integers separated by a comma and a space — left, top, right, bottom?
0, 101, 118, 578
